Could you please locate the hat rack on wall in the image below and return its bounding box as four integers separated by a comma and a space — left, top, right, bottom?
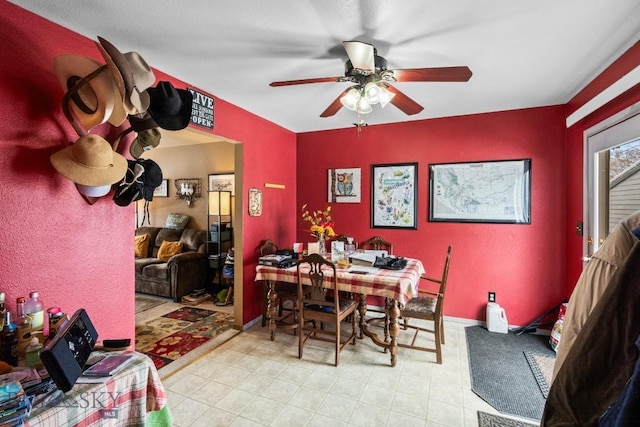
51, 36, 195, 206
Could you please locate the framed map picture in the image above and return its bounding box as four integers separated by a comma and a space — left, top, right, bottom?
429, 159, 531, 224
328, 168, 361, 203
371, 163, 418, 229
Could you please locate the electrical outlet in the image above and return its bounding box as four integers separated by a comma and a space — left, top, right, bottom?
488, 292, 496, 302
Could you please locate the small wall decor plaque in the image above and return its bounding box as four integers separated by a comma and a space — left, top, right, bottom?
248, 188, 262, 216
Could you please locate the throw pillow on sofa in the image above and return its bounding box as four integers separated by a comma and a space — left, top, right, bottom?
134, 234, 149, 257
165, 213, 190, 230
157, 241, 183, 261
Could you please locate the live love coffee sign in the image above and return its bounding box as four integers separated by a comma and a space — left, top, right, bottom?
188, 88, 214, 129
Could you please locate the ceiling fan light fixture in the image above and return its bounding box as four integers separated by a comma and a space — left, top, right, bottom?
355, 96, 372, 114
378, 86, 395, 108
364, 81, 382, 104
340, 86, 361, 111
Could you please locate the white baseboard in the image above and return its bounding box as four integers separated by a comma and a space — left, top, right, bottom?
247, 312, 553, 336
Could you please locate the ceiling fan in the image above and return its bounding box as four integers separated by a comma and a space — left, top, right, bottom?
269, 40, 472, 118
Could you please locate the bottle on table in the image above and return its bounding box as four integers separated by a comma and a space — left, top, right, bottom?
25, 337, 43, 368
345, 237, 356, 256
0, 292, 5, 329
15, 297, 33, 362
0, 310, 18, 366
24, 291, 44, 343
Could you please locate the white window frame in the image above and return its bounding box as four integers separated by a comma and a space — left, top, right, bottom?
584, 102, 640, 259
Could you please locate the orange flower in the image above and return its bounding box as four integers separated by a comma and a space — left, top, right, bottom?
301, 204, 336, 239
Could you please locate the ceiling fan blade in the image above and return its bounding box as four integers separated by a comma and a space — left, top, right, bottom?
320, 89, 349, 117
394, 66, 472, 82
269, 76, 341, 87
385, 85, 424, 115
343, 41, 375, 72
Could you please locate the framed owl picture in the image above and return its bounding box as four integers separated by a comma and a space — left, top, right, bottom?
328, 168, 361, 203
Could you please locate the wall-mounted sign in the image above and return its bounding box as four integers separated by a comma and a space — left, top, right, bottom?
188, 88, 214, 129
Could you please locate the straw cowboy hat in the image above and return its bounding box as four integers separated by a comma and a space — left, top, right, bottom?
53, 54, 127, 130
147, 81, 193, 130
50, 134, 128, 186
95, 36, 156, 115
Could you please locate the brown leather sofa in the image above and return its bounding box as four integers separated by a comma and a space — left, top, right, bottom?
135, 226, 208, 302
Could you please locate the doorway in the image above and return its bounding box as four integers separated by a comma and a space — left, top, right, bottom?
137, 128, 244, 329
585, 103, 640, 259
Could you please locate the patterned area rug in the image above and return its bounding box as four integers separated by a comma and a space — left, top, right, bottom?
477, 411, 538, 427
135, 295, 167, 313
524, 351, 555, 399
136, 306, 235, 376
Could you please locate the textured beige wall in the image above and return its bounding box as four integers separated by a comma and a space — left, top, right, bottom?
138, 141, 235, 230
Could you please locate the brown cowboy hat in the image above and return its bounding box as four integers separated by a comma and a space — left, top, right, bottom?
53, 54, 127, 130
50, 134, 128, 186
95, 36, 155, 116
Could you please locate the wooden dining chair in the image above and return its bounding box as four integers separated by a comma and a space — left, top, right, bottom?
360, 235, 393, 254
258, 239, 298, 327
398, 245, 453, 364
360, 235, 394, 339
297, 253, 358, 366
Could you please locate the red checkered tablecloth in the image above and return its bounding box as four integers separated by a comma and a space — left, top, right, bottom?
255, 258, 425, 305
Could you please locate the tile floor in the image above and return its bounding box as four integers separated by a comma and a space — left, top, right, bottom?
160, 314, 536, 427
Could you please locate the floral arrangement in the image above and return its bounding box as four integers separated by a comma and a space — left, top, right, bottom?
301, 204, 336, 240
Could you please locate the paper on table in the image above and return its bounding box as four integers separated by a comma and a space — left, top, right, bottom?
364, 249, 389, 257
349, 252, 377, 265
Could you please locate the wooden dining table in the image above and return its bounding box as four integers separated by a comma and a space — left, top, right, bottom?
255, 258, 425, 366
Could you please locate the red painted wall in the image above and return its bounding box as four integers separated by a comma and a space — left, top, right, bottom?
0, 3, 297, 336
564, 41, 640, 295
2, 2, 638, 332
297, 106, 568, 325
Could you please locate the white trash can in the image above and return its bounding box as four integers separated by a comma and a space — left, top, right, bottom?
486, 302, 508, 334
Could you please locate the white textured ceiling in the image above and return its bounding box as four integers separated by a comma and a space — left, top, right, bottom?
9, 0, 640, 133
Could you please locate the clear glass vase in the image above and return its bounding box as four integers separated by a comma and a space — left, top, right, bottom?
318, 236, 327, 257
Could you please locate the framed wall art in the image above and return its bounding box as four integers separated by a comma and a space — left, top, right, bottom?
175, 178, 201, 207
208, 173, 235, 195
153, 179, 168, 197
371, 163, 418, 229
429, 158, 531, 224
328, 168, 361, 203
